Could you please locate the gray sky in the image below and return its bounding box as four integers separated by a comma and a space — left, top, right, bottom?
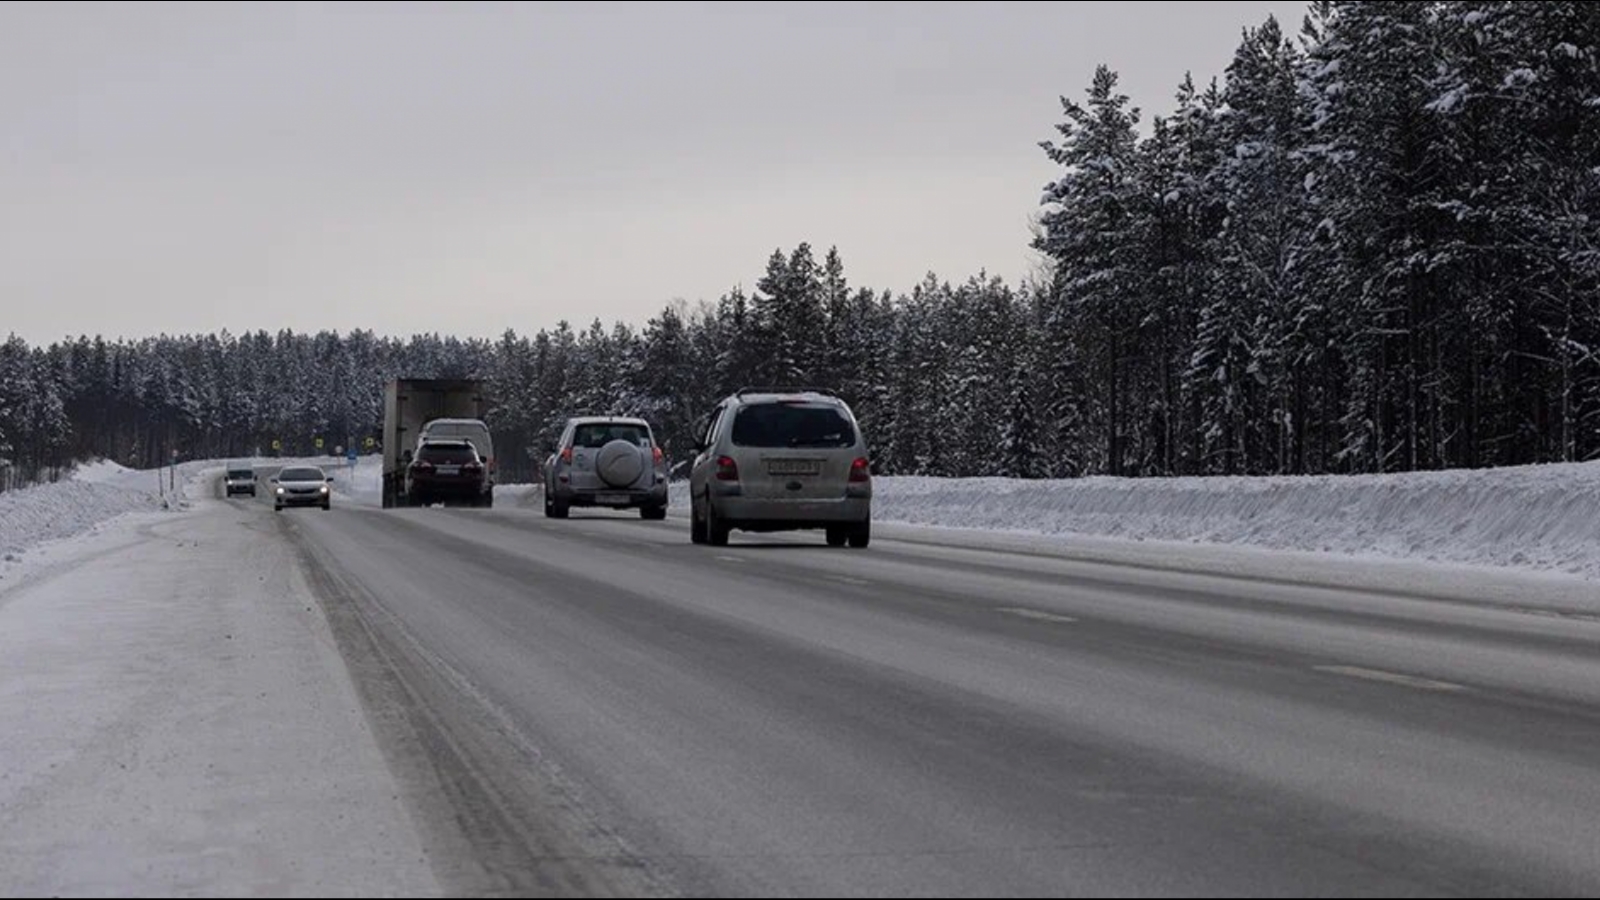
2, 1, 1308, 345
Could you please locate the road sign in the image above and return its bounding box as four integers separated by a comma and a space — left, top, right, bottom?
272, 439, 282, 452
315, 438, 325, 451
346, 447, 358, 462
364, 437, 376, 450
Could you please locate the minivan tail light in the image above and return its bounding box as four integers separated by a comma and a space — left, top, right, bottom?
850, 458, 872, 484
716, 456, 740, 482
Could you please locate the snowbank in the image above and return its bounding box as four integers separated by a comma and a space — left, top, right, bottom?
873, 464, 1600, 581
0, 461, 217, 563
69, 459, 136, 484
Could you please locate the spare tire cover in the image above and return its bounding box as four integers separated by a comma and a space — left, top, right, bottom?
597, 440, 645, 488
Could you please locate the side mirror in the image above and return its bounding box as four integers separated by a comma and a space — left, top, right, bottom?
270, 478, 279, 485
326, 477, 336, 484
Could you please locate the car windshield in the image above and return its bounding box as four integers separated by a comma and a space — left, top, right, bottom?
573, 424, 650, 449
418, 446, 478, 465
733, 404, 856, 449
280, 468, 325, 482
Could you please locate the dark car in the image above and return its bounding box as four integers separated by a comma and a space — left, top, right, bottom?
407, 440, 493, 508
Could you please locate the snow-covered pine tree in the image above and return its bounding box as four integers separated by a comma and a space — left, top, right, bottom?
1037, 65, 1146, 476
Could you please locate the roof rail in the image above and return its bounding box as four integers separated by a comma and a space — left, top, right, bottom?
735, 387, 841, 398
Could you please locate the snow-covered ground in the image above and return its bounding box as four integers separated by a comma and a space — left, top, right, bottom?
0, 460, 211, 579
674, 461, 1600, 583
0, 463, 436, 896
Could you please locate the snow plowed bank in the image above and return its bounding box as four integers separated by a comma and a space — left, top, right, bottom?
0, 464, 202, 561
871, 464, 1600, 581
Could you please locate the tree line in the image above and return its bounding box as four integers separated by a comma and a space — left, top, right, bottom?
1, 2, 1595, 491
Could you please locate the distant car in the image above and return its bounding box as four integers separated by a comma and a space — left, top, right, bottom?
225, 467, 257, 498
417, 419, 496, 497
544, 417, 669, 520
273, 466, 333, 512
689, 389, 872, 548
407, 440, 494, 508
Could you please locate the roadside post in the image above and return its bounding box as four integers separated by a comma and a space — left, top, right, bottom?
347, 445, 359, 475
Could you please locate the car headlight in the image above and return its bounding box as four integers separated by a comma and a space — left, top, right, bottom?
277, 488, 286, 496
321, 486, 330, 495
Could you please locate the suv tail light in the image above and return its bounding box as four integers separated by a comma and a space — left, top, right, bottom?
653, 446, 665, 466
715, 456, 740, 482
560, 447, 573, 464
413, 461, 435, 473
850, 458, 872, 484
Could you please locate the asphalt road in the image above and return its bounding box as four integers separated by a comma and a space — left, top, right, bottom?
238, 472, 1600, 897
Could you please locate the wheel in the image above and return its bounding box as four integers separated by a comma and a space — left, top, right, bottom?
274, 505, 283, 513
551, 499, 570, 520
706, 496, 731, 547
641, 505, 667, 522
483, 490, 495, 510
826, 528, 849, 548
690, 497, 708, 545
848, 521, 871, 550
322, 502, 332, 512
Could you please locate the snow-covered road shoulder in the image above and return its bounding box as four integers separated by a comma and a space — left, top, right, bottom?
0, 480, 437, 897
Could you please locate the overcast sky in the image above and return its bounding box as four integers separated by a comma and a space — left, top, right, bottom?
2, 1, 1308, 345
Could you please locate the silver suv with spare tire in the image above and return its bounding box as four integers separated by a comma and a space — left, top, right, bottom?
689, 390, 872, 548
544, 417, 669, 520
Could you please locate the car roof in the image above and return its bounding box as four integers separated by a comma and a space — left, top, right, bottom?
569, 417, 650, 428
730, 391, 848, 407
423, 419, 488, 428
418, 439, 477, 449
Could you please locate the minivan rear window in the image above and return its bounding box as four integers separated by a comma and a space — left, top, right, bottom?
733, 404, 856, 449
574, 425, 650, 449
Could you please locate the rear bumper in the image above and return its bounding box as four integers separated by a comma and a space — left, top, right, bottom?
556, 485, 669, 509
408, 477, 489, 499
712, 496, 870, 529
226, 485, 256, 495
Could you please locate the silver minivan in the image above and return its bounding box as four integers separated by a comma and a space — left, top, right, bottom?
689, 390, 872, 548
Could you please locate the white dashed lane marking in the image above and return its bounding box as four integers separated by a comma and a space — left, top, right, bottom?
1315, 666, 1467, 694
998, 608, 1079, 625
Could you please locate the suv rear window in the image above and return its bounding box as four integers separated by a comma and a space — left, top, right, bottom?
228, 470, 253, 479
732, 404, 856, 449
418, 445, 479, 465
573, 424, 650, 449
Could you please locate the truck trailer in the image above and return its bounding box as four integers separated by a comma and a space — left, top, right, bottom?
382, 379, 494, 509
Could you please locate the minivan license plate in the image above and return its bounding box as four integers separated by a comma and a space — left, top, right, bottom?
768, 460, 822, 477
